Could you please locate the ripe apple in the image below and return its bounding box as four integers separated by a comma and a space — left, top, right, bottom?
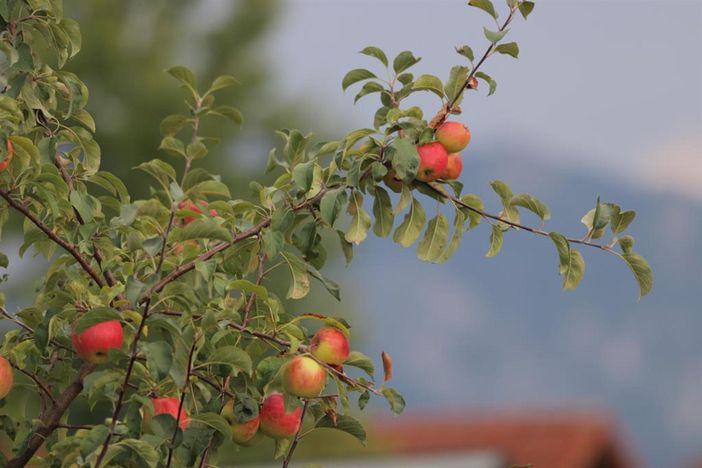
259, 393, 302, 439
383, 169, 404, 193
282, 355, 327, 398
416, 142, 448, 182
71, 320, 123, 364
310, 327, 350, 365
0, 356, 14, 399
442, 153, 463, 180
177, 200, 218, 225
221, 399, 260, 444
436, 121, 471, 153
148, 396, 189, 430
0, 140, 14, 172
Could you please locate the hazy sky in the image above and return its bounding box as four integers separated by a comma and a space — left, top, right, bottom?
262, 0, 702, 202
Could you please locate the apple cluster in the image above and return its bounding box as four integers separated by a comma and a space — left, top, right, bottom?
384, 120, 471, 191
60, 320, 350, 445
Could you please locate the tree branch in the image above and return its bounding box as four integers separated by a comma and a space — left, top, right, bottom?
6, 362, 94, 468
94, 300, 153, 468
282, 399, 309, 468
9, 361, 57, 406
242, 254, 266, 328
424, 182, 621, 257
428, 3, 519, 129
0, 189, 106, 287
166, 338, 197, 468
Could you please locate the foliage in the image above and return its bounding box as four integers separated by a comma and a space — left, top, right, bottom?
0, 0, 651, 467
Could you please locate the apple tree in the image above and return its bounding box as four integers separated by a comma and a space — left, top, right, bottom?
0, 0, 652, 467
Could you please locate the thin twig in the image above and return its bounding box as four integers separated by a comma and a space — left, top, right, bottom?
0, 189, 106, 287
94, 300, 153, 468
9, 361, 56, 405
242, 254, 266, 328
282, 399, 310, 468
166, 339, 197, 468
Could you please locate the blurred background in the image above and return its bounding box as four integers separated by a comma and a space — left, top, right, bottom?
2, 0, 701, 466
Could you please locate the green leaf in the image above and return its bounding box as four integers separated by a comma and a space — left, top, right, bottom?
320, 188, 348, 227
622, 253, 653, 298
354, 81, 385, 103
281, 251, 311, 299
209, 105, 244, 126
69, 190, 100, 223
494, 42, 519, 58
393, 197, 426, 248
186, 141, 208, 160
511, 193, 550, 221
390, 137, 420, 182
563, 249, 585, 290
143, 341, 173, 381
417, 213, 450, 263
193, 412, 233, 438
345, 191, 371, 245
393, 51, 421, 74
344, 351, 375, 379
485, 224, 504, 257
205, 75, 240, 95
459, 194, 484, 228
618, 235, 635, 254
228, 279, 268, 301
372, 187, 394, 238
204, 346, 252, 375
490, 180, 513, 206
444, 65, 469, 104
160, 114, 188, 136
468, 0, 498, 19
308, 264, 341, 301
381, 387, 406, 415
519, 1, 535, 19
316, 414, 367, 445
483, 27, 509, 43
549, 232, 570, 274
455, 45, 475, 62
75, 308, 120, 336
114, 439, 159, 466
342, 68, 376, 91
474, 71, 497, 96
166, 65, 196, 89
437, 210, 467, 263
611, 210, 636, 234
393, 185, 413, 216
292, 160, 316, 193
274, 438, 291, 460
360, 46, 388, 67
412, 74, 444, 99
173, 219, 231, 242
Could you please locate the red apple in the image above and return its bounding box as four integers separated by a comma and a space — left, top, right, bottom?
0, 356, 14, 399
177, 200, 218, 225
259, 393, 302, 439
221, 399, 260, 444
282, 355, 326, 398
436, 121, 471, 153
310, 327, 350, 366
71, 320, 123, 364
149, 396, 189, 430
0, 140, 13, 172
442, 153, 463, 180
383, 169, 404, 193
416, 142, 448, 182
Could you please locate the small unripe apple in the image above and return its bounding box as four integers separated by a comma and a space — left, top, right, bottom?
442, 153, 463, 180
71, 320, 123, 364
416, 142, 448, 182
259, 393, 302, 439
383, 169, 404, 193
148, 396, 189, 430
0, 140, 14, 172
221, 399, 260, 444
310, 327, 350, 366
436, 121, 471, 153
282, 355, 326, 398
177, 200, 218, 225
0, 356, 14, 399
